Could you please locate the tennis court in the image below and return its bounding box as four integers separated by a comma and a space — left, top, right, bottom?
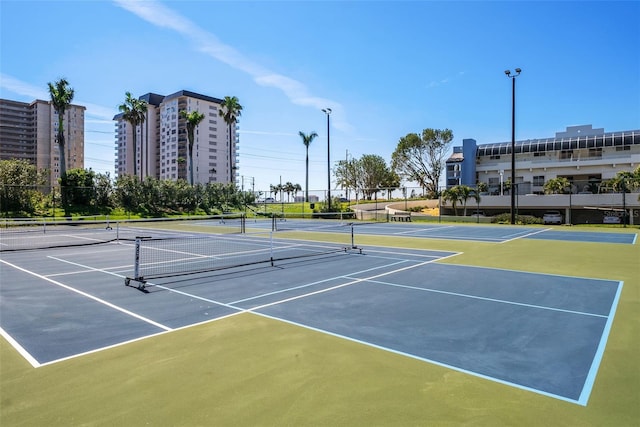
0, 217, 625, 407
246, 218, 636, 244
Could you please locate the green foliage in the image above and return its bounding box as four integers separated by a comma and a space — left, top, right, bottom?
118, 92, 148, 179
476, 182, 489, 193
219, 96, 243, 182
299, 131, 318, 202
491, 213, 543, 225
543, 177, 571, 194
48, 78, 74, 177
391, 128, 453, 197
334, 154, 397, 200
61, 168, 95, 206
0, 159, 46, 215
179, 109, 206, 185
606, 166, 640, 193
314, 196, 353, 214
442, 185, 474, 216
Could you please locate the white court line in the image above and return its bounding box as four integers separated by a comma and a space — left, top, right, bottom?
246, 252, 462, 313
365, 279, 608, 318
230, 259, 411, 305
579, 281, 623, 405
395, 225, 456, 235
499, 228, 551, 244
0, 326, 41, 367
0, 258, 172, 332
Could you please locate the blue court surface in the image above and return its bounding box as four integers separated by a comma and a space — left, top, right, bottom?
238, 218, 637, 244
0, 234, 623, 406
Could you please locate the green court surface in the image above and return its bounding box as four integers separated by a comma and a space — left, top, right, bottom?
1, 224, 639, 426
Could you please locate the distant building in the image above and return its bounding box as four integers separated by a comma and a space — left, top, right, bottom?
0, 98, 85, 185
113, 90, 239, 184
446, 125, 640, 194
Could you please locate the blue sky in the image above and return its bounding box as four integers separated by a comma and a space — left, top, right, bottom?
1, 0, 639, 193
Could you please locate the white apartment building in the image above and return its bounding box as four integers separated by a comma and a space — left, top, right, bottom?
114, 90, 238, 184
445, 125, 639, 223
0, 98, 85, 185
447, 125, 639, 194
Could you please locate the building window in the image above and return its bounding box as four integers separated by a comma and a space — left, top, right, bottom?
588, 148, 602, 158
533, 176, 545, 186
559, 150, 573, 159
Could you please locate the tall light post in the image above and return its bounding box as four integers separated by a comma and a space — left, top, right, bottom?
322, 108, 332, 212
505, 68, 521, 225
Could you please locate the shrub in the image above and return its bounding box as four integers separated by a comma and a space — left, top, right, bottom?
491, 213, 543, 225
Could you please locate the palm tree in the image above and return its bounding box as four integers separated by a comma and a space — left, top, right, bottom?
118, 92, 148, 180
442, 186, 462, 216
48, 78, 75, 179
219, 96, 243, 184
270, 183, 282, 201
284, 182, 296, 202
293, 183, 302, 202
298, 131, 318, 202
457, 185, 473, 215
543, 177, 571, 195
179, 110, 206, 185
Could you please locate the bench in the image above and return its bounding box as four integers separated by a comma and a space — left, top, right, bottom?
390, 213, 411, 222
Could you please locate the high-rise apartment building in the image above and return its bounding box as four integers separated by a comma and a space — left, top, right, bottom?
0, 98, 85, 185
113, 90, 238, 184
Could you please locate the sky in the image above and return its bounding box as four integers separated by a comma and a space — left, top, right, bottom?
1, 0, 639, 194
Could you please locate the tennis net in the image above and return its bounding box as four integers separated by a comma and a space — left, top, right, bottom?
0, 214, 245, 251
124, 222, 362, 290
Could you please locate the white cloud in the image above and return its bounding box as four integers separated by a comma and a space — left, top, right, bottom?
0, 73, 117, 122
113, 0, 352, 132
426, 71, 466, 89
0, 73, 48, 100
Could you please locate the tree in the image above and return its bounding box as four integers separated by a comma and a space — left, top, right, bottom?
381, 170, 401, 200
334, 158, 360, 199
543, 177, 571, 195
48, 78, 75, 180
391, 128, 454, 198
179, 110, 206, 185
299, 131, 318, 202
293, 183, 302, 201
470, 187, 482, 214
358, 154, 392, 199
219, 96, 243, 184
115, 174, 143, 215
270, 183, 282, 201
0, 159, 45, 215
61, 168, 95, 207
94, 172, 114, 209
442, 186, 463, 216
283, 182, 296, 202
456, 185, 474, 215
118, 92, 148, 180
610, 167, 640, 193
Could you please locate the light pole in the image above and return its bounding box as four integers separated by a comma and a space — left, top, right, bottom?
505, 68, 521, 225
322, 108, 332, 212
